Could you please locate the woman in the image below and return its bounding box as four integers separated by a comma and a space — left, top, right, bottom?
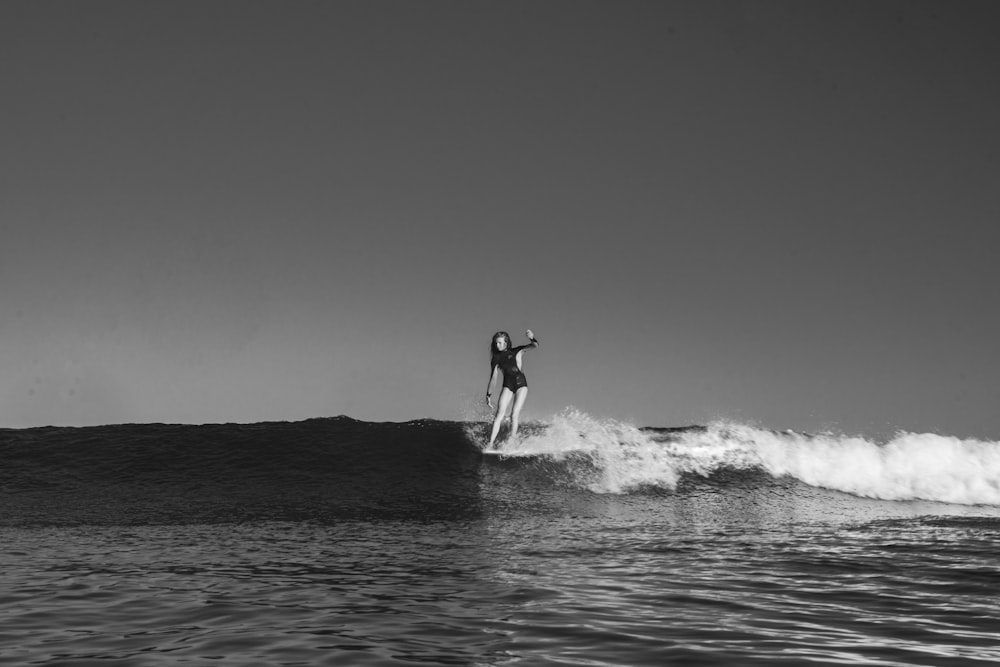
486, 329, 539, 448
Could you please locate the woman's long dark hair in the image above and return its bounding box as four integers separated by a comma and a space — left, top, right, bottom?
490, 331, 512, 355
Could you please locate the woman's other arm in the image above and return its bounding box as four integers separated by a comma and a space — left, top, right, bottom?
486, 365, 499, 407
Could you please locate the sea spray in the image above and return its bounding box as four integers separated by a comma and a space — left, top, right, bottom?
493, 409, 685, 493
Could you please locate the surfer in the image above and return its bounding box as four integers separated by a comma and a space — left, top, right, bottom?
486, 329, 539, 448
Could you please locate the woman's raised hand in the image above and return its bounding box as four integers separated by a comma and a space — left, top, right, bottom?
525, 329, 534, 339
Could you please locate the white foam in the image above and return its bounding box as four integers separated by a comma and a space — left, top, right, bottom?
720, 423, 1000, 505
491, 410, 1000, 505
495, 409, 684, 493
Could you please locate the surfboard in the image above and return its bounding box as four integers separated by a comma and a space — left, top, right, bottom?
480, 448, 536, 459
480, 446, 595, 459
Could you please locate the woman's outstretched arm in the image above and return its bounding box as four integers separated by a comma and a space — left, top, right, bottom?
513, 330, 539, 352
512, 331, 540, 362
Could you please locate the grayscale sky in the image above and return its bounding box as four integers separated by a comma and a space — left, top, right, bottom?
2, 1, 999, 438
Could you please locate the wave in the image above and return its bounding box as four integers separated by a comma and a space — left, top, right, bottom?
484, 410, 1000, 505
1, 411, 997, 526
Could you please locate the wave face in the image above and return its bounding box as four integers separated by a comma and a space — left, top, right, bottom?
2, 411, 998, 526
0, 417, 482, 526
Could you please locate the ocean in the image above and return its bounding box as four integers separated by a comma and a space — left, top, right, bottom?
2, 410, 999, 666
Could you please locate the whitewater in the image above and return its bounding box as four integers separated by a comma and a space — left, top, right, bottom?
482, 409, 1000, 505
2, 410, 999, 665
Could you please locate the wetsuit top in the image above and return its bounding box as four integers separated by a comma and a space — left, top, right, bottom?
491, 343, 535, 392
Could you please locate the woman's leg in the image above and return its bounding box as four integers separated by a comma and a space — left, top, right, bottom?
488, 388, 514, 447
510, 387, 529, 440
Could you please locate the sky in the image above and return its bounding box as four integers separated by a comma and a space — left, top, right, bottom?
2, 1, 999, 438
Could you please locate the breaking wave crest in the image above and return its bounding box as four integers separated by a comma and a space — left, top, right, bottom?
488, 410, 1000, 505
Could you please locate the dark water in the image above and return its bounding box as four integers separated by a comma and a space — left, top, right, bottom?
2, 414, 999, 665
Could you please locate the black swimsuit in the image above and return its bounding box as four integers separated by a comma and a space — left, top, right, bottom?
492, 344, 533, 393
